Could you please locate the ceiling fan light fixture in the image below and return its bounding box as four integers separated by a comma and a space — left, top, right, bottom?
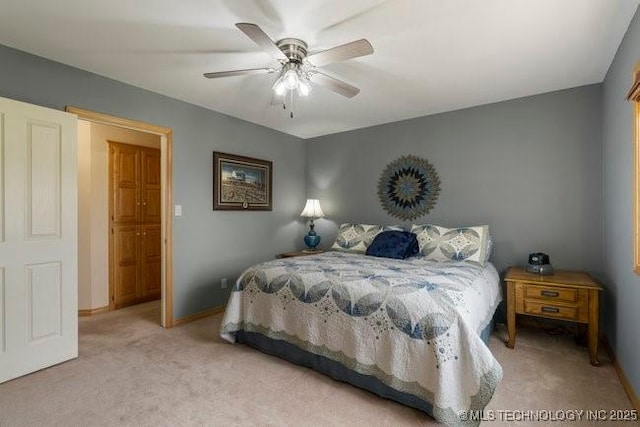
283, 68, 299, 90
273, 76, 286, 96
298, 78, 311, 97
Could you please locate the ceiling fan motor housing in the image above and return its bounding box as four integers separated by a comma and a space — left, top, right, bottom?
276, 38, 308, 63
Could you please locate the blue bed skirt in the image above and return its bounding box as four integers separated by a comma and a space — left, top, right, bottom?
480, 315, 495, 345
235, 330, 435, 415
234, 313, 497, 418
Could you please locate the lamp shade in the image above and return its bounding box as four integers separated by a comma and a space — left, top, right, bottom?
300, 199, 324, 218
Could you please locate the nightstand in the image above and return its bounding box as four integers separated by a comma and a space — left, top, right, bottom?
277, 250, 324, 258
504, 266, 603, 366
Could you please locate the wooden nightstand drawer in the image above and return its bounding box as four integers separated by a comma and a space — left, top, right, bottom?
523, 300, 578, 320
524, 284, 577, 303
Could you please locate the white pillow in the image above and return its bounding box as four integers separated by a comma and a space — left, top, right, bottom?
410, 224, 490, 266
331, 223, 403, 253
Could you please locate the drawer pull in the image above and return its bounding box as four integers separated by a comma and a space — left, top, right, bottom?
540, 290, 559, 298
541, 306, 560, 314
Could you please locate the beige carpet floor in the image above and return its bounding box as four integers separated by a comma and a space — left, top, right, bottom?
0, 301, 635, 426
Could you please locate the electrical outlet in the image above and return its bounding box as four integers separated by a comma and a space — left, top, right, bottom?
221, 278, 228, 289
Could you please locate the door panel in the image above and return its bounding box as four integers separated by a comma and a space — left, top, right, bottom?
144, 188, 162, 224
141, 225, 161, 298
143, 149, 161, 185
111, 144, 139, 224
0, 96, 77, 384
26, 262, 62, 342
26, 121, 61, 239
142, 149, 161, 224
113, 225, 139, 308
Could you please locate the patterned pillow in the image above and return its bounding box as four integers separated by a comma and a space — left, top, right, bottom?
410, 224, 490, 265
331, 223, 403, 253
484, 234, 493, 263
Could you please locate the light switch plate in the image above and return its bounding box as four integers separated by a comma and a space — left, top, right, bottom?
174, 204, 182, 216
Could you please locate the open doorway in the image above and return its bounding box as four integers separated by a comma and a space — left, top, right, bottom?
69, 107, 174, 328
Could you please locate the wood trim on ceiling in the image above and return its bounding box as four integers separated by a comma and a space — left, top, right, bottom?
66, 106, 174, 328
65, 107, 172, 135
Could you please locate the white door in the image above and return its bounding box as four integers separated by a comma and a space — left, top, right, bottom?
0, 96, 78, 383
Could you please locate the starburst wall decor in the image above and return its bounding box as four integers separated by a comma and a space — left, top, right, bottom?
377, 155, 441, 221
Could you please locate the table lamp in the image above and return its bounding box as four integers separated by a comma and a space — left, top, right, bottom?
300, 199, 325, 251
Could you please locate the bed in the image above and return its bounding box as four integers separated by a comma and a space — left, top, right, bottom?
220, 250, 502, 426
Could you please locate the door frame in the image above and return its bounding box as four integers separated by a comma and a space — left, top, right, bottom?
66, 106, 174, 328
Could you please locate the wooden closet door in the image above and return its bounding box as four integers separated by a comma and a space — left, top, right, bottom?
142, 149, 161, 224
109, 143, 161, 309
111, 143, 140, 224
140, 224, 162, 299
112, 225, 140, 308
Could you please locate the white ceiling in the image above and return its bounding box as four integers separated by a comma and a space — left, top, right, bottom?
0, 0, 637, 139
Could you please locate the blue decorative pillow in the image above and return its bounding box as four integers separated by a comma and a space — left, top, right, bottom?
365, 231, 419, 260
331, 223, 403, 253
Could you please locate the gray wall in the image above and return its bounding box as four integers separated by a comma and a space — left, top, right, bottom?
602, 9, 640, 399
306, 85, 603, 275
0, 44, 306, 319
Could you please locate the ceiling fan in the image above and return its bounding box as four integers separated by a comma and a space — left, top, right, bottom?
203, 23, 374, 117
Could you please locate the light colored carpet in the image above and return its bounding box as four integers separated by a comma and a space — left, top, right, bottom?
0, 301, 635, 426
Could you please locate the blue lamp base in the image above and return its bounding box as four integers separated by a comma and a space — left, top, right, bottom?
304, 231, 321, 251
303, 218, 321, 251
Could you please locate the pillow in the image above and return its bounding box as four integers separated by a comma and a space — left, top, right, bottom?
410, 224, 490, 265
365, 231, 419, 260
484, 234, 493, 263
331, 223, 403, 253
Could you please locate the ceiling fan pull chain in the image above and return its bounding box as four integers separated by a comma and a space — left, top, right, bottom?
290, 91, 295, 119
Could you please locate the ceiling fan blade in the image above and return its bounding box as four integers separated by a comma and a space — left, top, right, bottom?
306, 39, 373, 67
203, 68, 274, 79
309, 72, 360, 98
236, 23, 288, 61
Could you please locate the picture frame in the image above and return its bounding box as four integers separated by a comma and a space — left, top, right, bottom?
213, 151, 273, 211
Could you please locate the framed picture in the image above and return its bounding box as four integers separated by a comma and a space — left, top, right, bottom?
213, 151, 273, 211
